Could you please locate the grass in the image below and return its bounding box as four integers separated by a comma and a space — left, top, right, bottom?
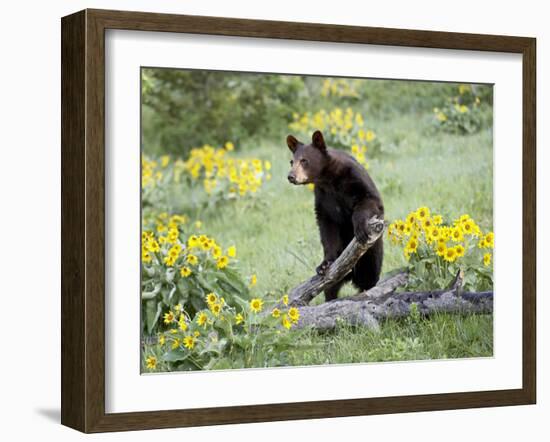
144, 106, 494, 366
288, 313, 493, 366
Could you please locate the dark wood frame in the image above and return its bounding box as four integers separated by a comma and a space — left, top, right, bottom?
61, 8, 536, 433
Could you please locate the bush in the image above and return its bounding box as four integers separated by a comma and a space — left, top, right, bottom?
141, 142, 270, 212
141, 212, 250, 335
432, 84, 493, 134
142, 69, 306, 156
288, 107, 381, 168
143, 292, 305, 371
387, 206, 494, 292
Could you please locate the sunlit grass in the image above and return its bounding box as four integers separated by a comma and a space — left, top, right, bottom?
145, 108, 493, 365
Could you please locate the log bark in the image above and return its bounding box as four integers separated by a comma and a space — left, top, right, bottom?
287, 215, 385, 306
294, 288, 493, 331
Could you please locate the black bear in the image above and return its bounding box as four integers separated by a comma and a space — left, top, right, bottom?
287, 130, 384, 301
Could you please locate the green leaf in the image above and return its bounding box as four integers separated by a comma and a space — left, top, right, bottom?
218, 268, 249, 297
176, 359, 201, 371
196, 274, 217, 294
145, 300, 162, 334
162, 348, 189, 362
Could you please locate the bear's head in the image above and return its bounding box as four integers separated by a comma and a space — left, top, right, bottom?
286, 130, 328, 185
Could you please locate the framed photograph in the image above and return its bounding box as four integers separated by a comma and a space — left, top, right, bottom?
61, 9, 536, 433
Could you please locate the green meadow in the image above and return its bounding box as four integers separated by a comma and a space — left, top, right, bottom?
141, 71, 493, 370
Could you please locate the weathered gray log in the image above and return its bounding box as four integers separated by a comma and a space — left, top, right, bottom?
295, 299, 381, 331
351, 270, 409, 302
293, 269, 493, 331
294, 288, 493, 331
287, 215, 385, 307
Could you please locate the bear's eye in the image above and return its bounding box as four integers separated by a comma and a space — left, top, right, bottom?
289, 160, 294, 166
300, 158, 309, 166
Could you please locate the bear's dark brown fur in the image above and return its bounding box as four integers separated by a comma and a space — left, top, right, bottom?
287, 130, 384, 301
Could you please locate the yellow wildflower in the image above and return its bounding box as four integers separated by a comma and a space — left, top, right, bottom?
186, 254, 198, 266
288, 307, 300, 324
451, 227, 464, 242
462, 219, 476, 235
163, 255, 176, 267
428, 226, 440, 242
206, 292, 218, 305
163, 311, 175, 324
405, 236, 419, 254
212, 245, 222, 259
444, 247, 457, 263
485, 232, 494, 248
483, 253, 492, 266
416, 207, 430, 220
210, 302, 222, 317
197, 312, 208, 327
142, 250, 152, 263
145, 356, 157, 369
282, 315, 292, 330
250, 298, 263, 313
422, 218, 433, 230
183, 335, 195, 350
216, 256, 229, 269
187, 235, 200, 248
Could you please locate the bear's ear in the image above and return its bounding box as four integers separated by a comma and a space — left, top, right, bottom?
287, 135, 302, 153
312, 130, 327, 152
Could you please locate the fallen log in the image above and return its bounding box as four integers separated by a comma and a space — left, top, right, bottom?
294, 288, 493, 331
294, 268, 493, 330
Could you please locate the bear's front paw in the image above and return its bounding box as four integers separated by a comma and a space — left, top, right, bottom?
354, 224, 370, 244
316, 260, 333, 276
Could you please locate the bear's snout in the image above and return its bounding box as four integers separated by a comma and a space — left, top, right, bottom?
287, 173, 297, 184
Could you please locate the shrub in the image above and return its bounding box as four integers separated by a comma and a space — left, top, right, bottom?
289, 107, 381, 168
182, 142, 271, 202
142, 69, 306, 156
320, 78, 361, 99
432, 84, 491, 134
142, 291, 305, 371
141, 212, 249, 335
388, 207, 494, 292
141, 142, 270, 211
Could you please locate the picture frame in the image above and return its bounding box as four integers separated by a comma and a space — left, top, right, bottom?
61, 8, 536, 433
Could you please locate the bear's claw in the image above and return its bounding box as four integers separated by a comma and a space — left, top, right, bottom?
316, 260, 333, 276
